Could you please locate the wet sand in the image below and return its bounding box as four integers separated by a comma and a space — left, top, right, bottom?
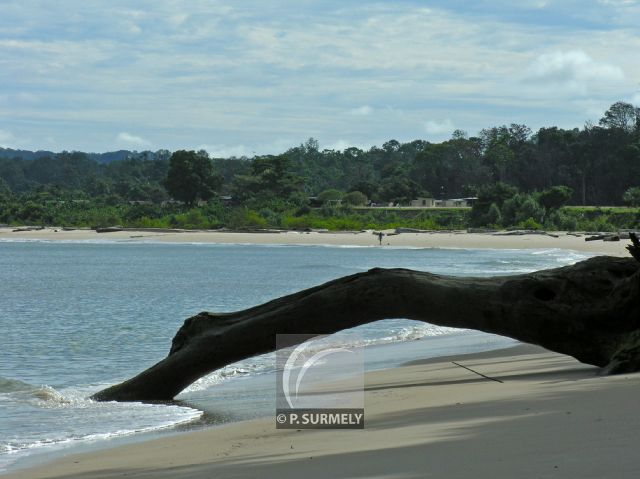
0, 227, 631, 256
4, 345, 639, 478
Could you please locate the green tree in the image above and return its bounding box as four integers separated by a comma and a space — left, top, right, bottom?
232, 155, 305, 207
623, 186, 640, 206
348, 181, 377, 199
599, 101, 640, 133
317, 189, 344, 204
485, 203, 502, 226
470, 182, 518, 226
536, 185, 573, 212
342, 191, 368, 206
0, 177, 11, 198
165, 150, 222, 205
19, 200, 45, 223
378, 175, 422, 204
501, 193, 544, 226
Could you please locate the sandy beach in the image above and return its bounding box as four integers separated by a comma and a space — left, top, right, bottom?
2, 227, 637, 478
0, 226, 632, 256
4, 345, 639, 478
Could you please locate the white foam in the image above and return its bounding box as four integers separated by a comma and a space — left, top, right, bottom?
0, 383, 202, 471
182, 321, 463, 394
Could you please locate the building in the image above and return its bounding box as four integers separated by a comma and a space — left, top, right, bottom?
409, 197, 436, 208
411, 197, 477, 208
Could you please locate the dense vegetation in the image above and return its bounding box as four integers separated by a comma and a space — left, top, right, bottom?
1, 101, 639, 231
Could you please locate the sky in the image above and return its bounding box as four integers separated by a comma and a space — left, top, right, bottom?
1, 0, 639, 156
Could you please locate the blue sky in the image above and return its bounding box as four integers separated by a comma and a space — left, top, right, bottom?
1, 0, 639, 156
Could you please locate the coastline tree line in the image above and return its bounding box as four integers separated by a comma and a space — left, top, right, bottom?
1, 101, 639, 231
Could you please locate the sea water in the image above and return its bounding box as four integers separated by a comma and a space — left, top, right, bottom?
0, 239, 590, 472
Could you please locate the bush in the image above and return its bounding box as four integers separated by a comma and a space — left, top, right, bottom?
485, 203, 502, 226
470, 182, 518, 226
320, 204, 339, 217
225, 209, 268, 229
170, 209, 209, 229
317, 189, 344, 205
517, 196, 544, 224
258, 208, 282, 228
537, 186, 573, 211
88, 210, 123, 229
295, 205, 311, 216
412, 217, 439, 230
545, 210, 577, 231
123, 204, 161, 223
282, 215, 313, 230
323, 217, 363, 231
342, 191, 367, 206
576, 217, 617, 232
516, 217, 542, 230
19, 201, 45, 223
133, 216, 171, 228
245, 210, 268, 228
623, 186, 640, 207
501, 194, 544, 226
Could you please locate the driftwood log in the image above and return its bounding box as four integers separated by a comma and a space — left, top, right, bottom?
93, 247, 640, 402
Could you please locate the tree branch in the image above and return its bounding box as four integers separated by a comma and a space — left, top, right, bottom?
92, 255, 639, 402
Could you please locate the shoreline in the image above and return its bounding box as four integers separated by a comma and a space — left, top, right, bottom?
5, 344, 640, 478
2, 331, 518, 475
0, 226, 632, 256
3, 228, 636, 477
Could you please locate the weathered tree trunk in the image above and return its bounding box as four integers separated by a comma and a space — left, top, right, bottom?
92, 255, 639, 402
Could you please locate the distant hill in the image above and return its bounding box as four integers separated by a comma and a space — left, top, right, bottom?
87, 150, 167, 163
0, 147, 163, 164
0, 147, 55, 161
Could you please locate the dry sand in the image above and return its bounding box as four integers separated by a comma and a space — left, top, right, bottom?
2, 227, 637, 478
0, 226, 632, 256
4, 345, 639, 478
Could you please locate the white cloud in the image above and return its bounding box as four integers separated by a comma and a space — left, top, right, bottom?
200, 138, 297, 157
15, 92, 39, 103
115, 132, 151, 148
526, 50, 625, 95
325, 140, 354, 152
167, 13, 189, 28
1, 2, 639, 152
0, 128, 33, 148
598, 0, 638, 5
242, 8, 523, 76
348, 105, 373, 116
202, 138, 375, 155
424, 119, 455, 136
201, 144, 253, 158
0, 129, 16, 146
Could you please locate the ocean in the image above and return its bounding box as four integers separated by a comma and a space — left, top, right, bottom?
0, 239, 590, 472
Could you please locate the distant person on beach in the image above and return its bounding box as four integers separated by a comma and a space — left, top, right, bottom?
377, 232, 384, 245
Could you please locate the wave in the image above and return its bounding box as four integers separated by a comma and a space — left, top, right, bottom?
0, 377, 35, 394
371, 323, 460, 343
0, 238, 137, 245
181, 321, 463, 394
0, 237, 422, 249
0, 380, 202, 468
0, 378, 73, 406
0, 406, 202, 456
